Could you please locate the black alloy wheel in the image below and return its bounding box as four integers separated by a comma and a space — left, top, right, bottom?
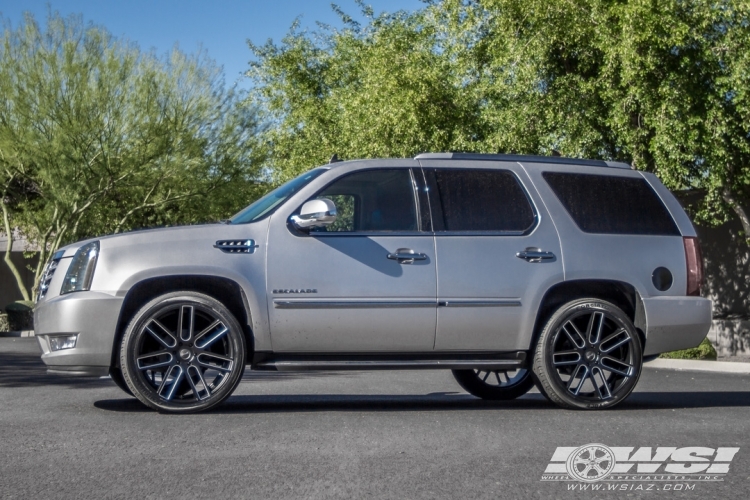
531, 299, 642, 410
452, 367, 535, 400
120, 291, 246, 413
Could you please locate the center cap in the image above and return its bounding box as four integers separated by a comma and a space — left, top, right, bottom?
585, 350, 597, 363
179, 348, 193, 361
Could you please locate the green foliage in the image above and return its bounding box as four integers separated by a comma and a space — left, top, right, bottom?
0, 12, 264, 299
660, 338, 718, 360
247, 4, 480, 181
248, 0, 750, 239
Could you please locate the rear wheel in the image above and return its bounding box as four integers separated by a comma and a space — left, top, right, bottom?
452, 368, 534, 400
531, 298, 642, 410
120, 291, 246, 413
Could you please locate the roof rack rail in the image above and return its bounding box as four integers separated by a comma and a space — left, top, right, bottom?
414, 152, 632, 169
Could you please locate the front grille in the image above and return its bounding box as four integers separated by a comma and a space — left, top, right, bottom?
36, 251, 64, 301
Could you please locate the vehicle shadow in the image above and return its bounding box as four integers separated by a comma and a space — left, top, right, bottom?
92, 390, 750, 414
0, 351, 345, 389
0, 351, 112, 390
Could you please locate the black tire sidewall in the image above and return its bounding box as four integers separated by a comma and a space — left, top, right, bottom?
532, 299, 642, 410
120, 291, 246, 413
452, 368, 535, 400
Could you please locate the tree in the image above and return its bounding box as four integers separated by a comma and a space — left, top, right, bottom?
246, 2, 480, 182
435, 0, 750, 239
0, 12, 263, 300
249, 0, 750, 242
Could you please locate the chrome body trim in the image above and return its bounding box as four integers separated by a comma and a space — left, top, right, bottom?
273, 299, 436, 309
437, 300, 522, 308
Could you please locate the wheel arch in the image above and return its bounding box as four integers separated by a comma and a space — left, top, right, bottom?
530, 279, 644, 353
110, 275, 255, 369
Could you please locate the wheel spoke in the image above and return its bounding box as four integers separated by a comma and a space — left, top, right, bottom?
157, 365, 184, 400
566, 364, 588, 395
562, 321, 586, 349
599, 329, 630, 353
481, 370, 490, 382
194, 322, 228, 349
494, 371, 502, 385
552, 350, 581, 366
186, 365, 211, 401
600, 356, 633, 377
178, 306, 195, 342
590, 366, 612, 400
586, 312, 604, 345
145, 320, 177, 349
136, 351, 174, 370
196, 352, 233, 372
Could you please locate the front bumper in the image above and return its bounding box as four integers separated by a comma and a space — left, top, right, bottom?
641, 296, 712, 356
34, 291, 123, 376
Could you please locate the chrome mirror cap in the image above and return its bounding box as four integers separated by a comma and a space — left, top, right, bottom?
290, 198, 337, 229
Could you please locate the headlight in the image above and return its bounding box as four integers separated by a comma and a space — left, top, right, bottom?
61, 241, 99, 294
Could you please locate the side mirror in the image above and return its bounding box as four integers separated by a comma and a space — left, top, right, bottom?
290, 198, 337, 230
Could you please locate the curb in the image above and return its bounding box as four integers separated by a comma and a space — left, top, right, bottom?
645, 358, 750, 375
0, 330, 35, 338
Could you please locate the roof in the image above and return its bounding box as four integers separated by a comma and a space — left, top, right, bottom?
414, 152, 632, 169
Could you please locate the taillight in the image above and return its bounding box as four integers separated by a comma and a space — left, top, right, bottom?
683, 236, 703, 296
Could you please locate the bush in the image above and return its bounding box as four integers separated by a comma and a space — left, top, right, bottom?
659, 338, 717, 360
5, 301, 34, 331
0, 313, 8, 332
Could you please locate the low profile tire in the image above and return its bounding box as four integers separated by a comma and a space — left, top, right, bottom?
109, 366, 133, 396
531, 299, 642, 410
120, 291, 246, 413
452, 368, 534, 400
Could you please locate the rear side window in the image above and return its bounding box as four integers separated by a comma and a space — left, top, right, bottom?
543, 172, 680, 235
429, 169, 536, 232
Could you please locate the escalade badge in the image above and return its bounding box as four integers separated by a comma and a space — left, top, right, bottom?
273, 289, 318, 294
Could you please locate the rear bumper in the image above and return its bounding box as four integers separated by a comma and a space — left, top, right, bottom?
34, 291, 123, 376
640, 296, 712, 356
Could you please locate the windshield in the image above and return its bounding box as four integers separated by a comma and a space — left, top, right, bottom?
229, 168, 328, 224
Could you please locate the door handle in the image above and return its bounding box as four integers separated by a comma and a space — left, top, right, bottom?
387, 248, 428, 264
516, 247, 555, 263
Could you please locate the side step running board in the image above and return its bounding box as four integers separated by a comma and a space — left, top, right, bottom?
253, 352, 526, 371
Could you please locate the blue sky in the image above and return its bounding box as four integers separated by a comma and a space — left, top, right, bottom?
0, 0, 426, 88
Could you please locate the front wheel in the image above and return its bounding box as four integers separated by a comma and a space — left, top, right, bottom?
120, 291, 246, 413
531, 299, 642, 410
452, 368, 534, 400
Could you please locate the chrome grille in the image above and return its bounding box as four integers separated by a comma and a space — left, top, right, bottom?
36, 251, 65, 301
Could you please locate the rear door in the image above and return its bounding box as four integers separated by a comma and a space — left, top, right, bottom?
419, 161, 564, 351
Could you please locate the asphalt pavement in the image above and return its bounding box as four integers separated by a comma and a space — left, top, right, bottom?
1, 337, 749, 499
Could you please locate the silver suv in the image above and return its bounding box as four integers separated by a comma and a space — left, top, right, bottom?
34, 153, 712, 412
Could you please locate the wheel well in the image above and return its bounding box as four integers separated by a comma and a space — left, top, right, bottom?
531, 280, 644, 351
111, 276, 254, 369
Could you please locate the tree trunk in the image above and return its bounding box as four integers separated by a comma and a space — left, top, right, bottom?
722, 187, 750, 246
1, 201, 31, 302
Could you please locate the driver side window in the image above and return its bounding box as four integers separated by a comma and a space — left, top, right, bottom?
311, 169, 419, 233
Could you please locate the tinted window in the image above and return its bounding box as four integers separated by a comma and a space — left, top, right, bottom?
431, 169, 536, 232
311, 169, 418, 232
230, 168, 327, 224
543, 172, 680, 235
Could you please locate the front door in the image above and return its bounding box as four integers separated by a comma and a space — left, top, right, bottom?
266, 167, 437, 352
420, 162, 564, 352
